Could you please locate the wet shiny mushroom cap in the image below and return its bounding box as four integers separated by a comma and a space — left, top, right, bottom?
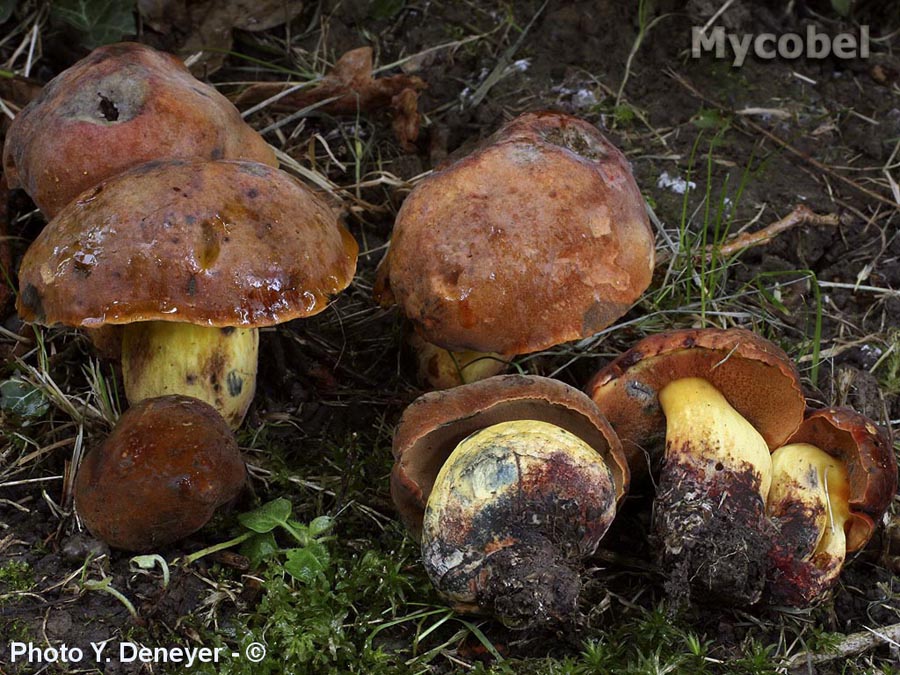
587, 328, 806, 474
16, 159, 358, 328
74, 395, 246, 551
2, 42, 276, 218
391, 374, 629, 539
786, 407, 897, 552
375, 111, 655, 356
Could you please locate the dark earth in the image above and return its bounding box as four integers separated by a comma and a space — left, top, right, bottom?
1, 0, 899, 673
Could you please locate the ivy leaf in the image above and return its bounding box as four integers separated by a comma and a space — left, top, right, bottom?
51, 0, 136, 49
238, 498, 292, 534
0, 379, 50, 420
283, 542, 330, 584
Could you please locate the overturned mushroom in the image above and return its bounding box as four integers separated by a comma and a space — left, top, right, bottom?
74, 395, 246, 551
375, 112, 655, 389
588, 328, 806, 605
766, 408, 897, 605
2, 42, 275, 219
392, 374, 629, 627
17, 159, 358, 427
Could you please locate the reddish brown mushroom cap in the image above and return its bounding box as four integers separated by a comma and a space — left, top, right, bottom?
74, 395, 246, 551
375, 111, 654, 356
2, 42, 276, 218
16, 159, 358, 328
786, 407, 897, 552
587, 328, 805, 473
391, 374, 629, 539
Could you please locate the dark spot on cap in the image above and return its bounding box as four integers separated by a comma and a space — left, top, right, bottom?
21, 284, 45, 321
211, 147, 224, 160
97, 93, 119, 121
624, 379, 656, 406
619, 350, 644, 369
683, 336, 696, 348
187, 275, 197, 296
247, 188, 259, 199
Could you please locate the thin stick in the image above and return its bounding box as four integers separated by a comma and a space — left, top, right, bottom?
786, 622, 900, 668
713, 205, 838, 257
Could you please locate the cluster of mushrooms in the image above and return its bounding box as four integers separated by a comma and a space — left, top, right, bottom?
4, 43, 357, 549
3, 43, 896, 627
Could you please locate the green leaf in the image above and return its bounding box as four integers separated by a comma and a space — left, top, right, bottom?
240, 532, 279, 568
51, 0, 136, 49
308, 516, 333, 538
283, 542, 330, 583
0, 379, 50, 420
238, 498, 292, 533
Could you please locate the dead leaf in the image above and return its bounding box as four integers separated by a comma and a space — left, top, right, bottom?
391, 88, 420, 152
235, 47, 427, 150
138, 0, 304, 75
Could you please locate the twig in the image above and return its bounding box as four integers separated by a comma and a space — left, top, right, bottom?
713, 205, 838, 256
786, 622, 900, 669
667, 69, 900, 210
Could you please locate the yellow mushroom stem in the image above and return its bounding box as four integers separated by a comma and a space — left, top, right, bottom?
659, 377, 773, 498
765, 443, 851, 604
421, 419, 617, 628
121, 321, 258, 429
408, 332, 508, 389
655, 377, 773, 605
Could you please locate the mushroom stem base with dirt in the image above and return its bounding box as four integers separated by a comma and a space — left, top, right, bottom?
655, 377, 774, 606
765, 443, 851, 605
121, 321, 258, 429
408, 331, 508, 389
421, 419, 617, 628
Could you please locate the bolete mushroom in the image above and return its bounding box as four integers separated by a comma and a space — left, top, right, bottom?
766, 407, 897, 605
74, 395, 246, 551
587, 328, 806, 605
391, 374, 629, 627
2, 42, 276, 219
16, 159, 358, 427
375, 112, 655, 389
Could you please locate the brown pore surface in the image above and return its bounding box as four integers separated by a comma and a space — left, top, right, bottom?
2, 42, 276, 218
787, 407, 898, 552
390, 374, 628, 539
374, 111, 654, 356
74, 395, 246, 551
587, 328, 806, 475
17, 159, 358, 328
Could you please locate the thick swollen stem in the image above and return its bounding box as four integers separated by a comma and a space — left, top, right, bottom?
655, 377, 774, 606
408, 332, 508, 389
421, 420, 616, 628
121, 321, 258, 429
766, 443, 851, 605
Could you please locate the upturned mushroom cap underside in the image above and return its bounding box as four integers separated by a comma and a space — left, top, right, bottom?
785, 407, 897, 552
375, 112, 654, 356
2, 42, 276, 218
390, 374, 628, 539
17, 159, 358, 328
74, 395, 246, 551
587, 328, 805, 474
